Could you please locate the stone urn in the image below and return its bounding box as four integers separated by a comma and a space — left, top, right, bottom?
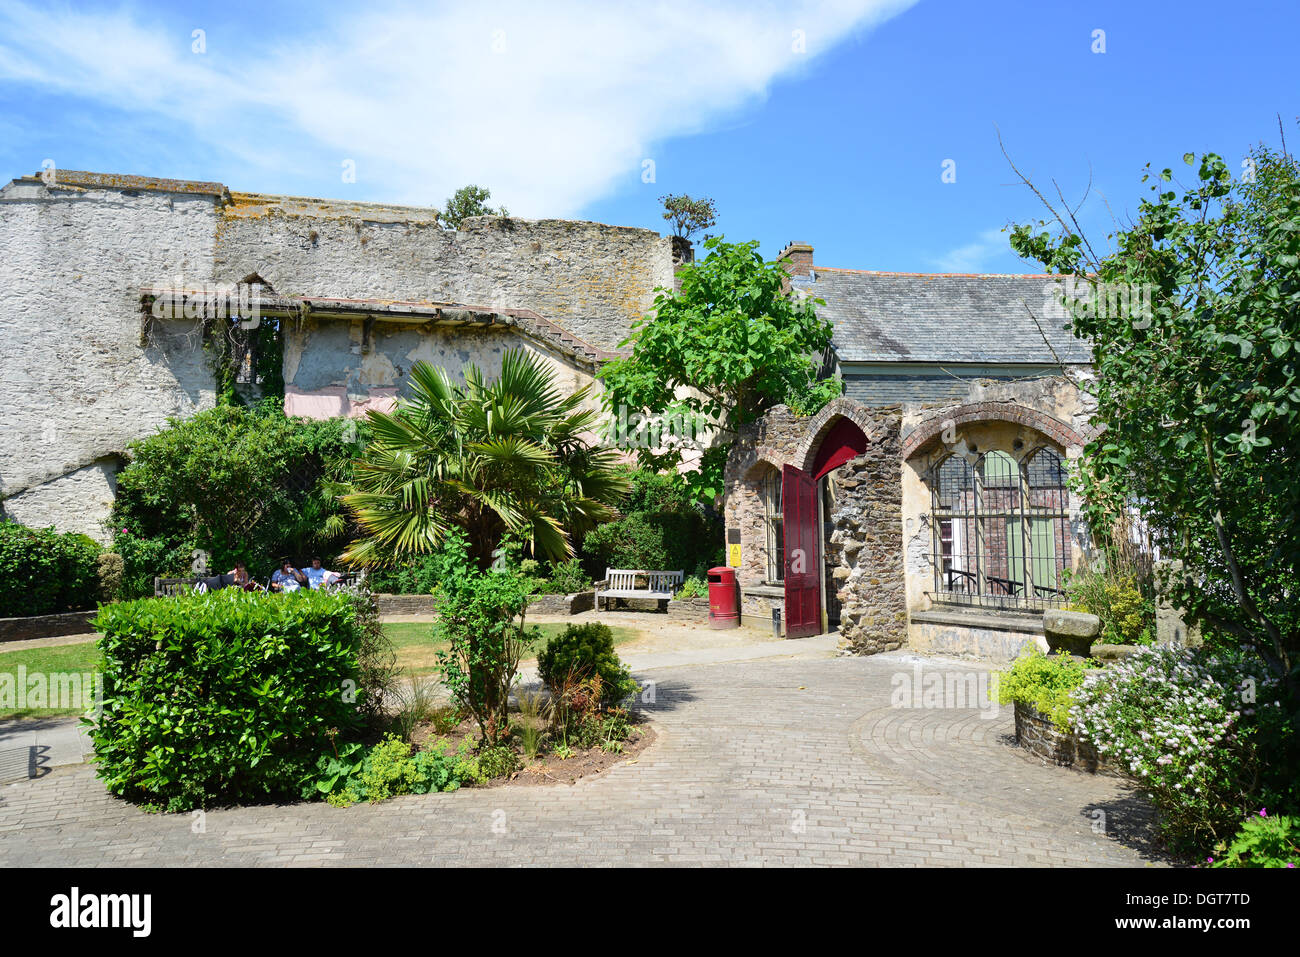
1042, 609, 1100, 657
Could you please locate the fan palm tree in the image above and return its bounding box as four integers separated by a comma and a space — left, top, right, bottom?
339, 349, 627, 570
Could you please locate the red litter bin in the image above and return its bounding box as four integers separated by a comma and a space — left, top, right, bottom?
707, 566, 739, 629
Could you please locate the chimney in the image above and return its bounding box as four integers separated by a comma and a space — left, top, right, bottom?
775, 241, 814, 278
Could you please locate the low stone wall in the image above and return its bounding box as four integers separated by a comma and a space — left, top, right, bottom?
667, 596, 710, 622
1013, 702, 1120, 776
0, 610, 98, 643
530, 591, 595, 616
908, 608, 1046, 661
375, 593, 439, 616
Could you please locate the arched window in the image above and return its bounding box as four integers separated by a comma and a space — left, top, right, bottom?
1024, 448, 1071, 596
929, 446, 1070, 607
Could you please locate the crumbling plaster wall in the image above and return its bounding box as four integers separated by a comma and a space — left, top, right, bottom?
0, 181, 219, 541
283, 319, 604, 415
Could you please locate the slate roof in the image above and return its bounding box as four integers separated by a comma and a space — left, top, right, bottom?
801, 268, 1092, 365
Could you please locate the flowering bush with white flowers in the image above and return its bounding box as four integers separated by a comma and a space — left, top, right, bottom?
1072, 645, 1287, 853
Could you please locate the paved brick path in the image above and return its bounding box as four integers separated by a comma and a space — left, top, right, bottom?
0, 654, 1170, 866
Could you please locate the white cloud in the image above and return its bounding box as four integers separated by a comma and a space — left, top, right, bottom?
0, 0, 918, 215
929, 227, 1012, 273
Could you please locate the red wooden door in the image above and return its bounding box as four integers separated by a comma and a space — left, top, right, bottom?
782, 464, 822, 638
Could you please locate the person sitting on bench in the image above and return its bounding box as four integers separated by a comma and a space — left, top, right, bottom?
229, 561, 257, 591
305, 557, 341, 590
270, 559, 308, 593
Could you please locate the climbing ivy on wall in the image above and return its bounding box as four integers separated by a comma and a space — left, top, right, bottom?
206, 317, 285, 407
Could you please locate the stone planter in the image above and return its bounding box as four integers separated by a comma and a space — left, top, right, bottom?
529, 591, 595, 616
666, 596, 710, 621
1042, 609, 1100, 657
1013, 701, 1119, 776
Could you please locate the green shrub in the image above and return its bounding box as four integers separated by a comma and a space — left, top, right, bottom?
535, 558, 590, 595
1072, 646, 1288, 854
109, 403, 366, 598
367, 530, 476, 595
1064, 568, 1155, 646
1210, 811, 1300, 868
476, 744, 519, 779
578, 467, 722, 579
96, 552, 125, 603
0, 520, 102, 617
538, 622, 638, 708
434, 532, 538, 744
309, 735, 465, 806
676, 576, 708, 599
619, 466, 697, 515
994, 649, 1091, 730
580, 511, 720, 578
90, 589, 365, 811
571, 706, 634, 751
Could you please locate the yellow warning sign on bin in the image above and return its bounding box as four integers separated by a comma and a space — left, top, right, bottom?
727, 544, 742, 567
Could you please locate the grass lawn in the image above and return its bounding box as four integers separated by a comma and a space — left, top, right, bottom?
0, 620, 640, 719
382, 621, 639, 676
0, 641, 104, 720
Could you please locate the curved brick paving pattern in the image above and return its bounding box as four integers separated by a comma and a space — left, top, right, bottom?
0, 655, 1170, 866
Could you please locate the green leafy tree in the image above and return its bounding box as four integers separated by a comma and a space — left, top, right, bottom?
441, 184, 507, 228
110, 402, 364, 596
341, 349, 627, 570
1009, 139, 1300, 689
660, 193, 717, 241
599, 237, 841, 503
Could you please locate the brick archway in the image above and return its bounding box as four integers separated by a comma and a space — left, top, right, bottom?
900, 401, 1087, 461
791, 397, 888, 473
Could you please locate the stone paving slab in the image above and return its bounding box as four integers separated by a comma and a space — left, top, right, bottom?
0, 654, 1169, 867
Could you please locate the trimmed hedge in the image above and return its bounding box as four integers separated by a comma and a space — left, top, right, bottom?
90, 589, 365, 811
0, 520, 102, 617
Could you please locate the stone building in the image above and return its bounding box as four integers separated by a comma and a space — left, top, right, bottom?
0, 169, 672, 540
0, 168, 1098, 662
723, 245, 1094, 658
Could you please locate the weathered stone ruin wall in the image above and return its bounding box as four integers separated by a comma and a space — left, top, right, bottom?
0, 179, 220, 540
822, 418, 907, 655
724, 401, 908, 655
216, 194, 672, 352
0, 172, 673, 541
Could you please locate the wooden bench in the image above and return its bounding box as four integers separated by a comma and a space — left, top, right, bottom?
594, 569, 683, 612
155, 576, 206, 597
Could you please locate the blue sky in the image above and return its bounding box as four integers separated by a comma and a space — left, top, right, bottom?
1, 0, 1295, 273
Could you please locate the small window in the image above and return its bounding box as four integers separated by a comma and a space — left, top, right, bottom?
763, 469, 784, 582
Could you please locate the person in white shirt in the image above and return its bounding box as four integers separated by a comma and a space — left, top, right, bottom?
305, 557, 341, 590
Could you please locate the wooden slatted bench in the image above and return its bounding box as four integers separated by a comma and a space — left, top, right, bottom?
155, 576, 205, 597
594, 568, 683, 612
